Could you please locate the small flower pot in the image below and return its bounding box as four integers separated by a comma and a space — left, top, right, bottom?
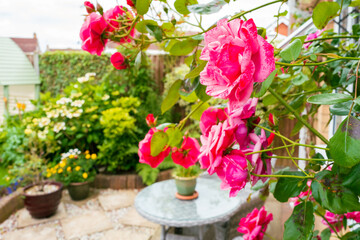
23, 181, 63, 219
174, 175, 197, 196
68, 181, 90, 201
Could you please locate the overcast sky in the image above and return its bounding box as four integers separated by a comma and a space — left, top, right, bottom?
0, 0, 287, 52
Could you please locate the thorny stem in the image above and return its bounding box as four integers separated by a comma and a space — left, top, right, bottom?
265, 155, 332, 161
280, 133, 310, 176
245, 144, 296, 155
229, 0, 287, 21
268, 88, 330, 144
304, 35, 360, 43
250, 173, 314, 179
275, 57, 360, 67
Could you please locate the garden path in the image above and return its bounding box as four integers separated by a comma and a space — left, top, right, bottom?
0, 189, 161, 240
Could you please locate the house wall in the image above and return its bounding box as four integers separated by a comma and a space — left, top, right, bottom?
0, 84, 36, 122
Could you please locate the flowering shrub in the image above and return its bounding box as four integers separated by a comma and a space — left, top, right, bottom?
81, 1, 360, 239
50, 149, 96, 185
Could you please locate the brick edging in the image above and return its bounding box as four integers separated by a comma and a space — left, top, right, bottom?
93, 169, 173, 189
0, 188, 24, 224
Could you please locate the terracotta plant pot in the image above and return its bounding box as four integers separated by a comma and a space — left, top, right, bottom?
68, 181, 90, 201
174, 175, 197, 196
23, 181, 63, 219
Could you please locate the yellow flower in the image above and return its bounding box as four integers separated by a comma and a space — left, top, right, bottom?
58, 168, 63, 174
91, 154, 97, 160
69, 154, 74, 159
67, 166, 71, 172
46, 172, 51, 178
6, 177, 10, 182
75, 166, 81, 171
85, 150, 89, 154
54, 165, 59, 169
82, 172, 88, 179
52, 168, 56, 174
24, 128, 32, 135
59, 161, 66, 168
85, 154, 91, 159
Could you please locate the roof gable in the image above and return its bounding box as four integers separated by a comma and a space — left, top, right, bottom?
0, 38, 40, 85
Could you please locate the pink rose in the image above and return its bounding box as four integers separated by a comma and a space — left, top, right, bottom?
289, 181, 314, 206
80, 12, 108, 56
345, 211, 360, 223
84, 1, 95, 14
216, 149, 248, 197
138, 128, 171, 168
199, 107, 228, 137
110, 52, 127, 70
198, 120, 237, 175
171, 137, 200, 168
104, 6, 136, 43
145, 114, 156, 127
238, 206, 273, 240
200, 18, 275, 107
322, 211, 343, 233
127, 0, 135, 7
303, 29, 324, 49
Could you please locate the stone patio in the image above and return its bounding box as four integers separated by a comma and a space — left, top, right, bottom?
0, 189, 160, 240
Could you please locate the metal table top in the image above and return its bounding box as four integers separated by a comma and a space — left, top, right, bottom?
134, 175, 257, 227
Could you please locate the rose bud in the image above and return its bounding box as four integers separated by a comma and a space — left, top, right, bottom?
146, 114, 157, 128
110, 52, 127, 70
127, 0, 135, 7
84, 1, 95, 14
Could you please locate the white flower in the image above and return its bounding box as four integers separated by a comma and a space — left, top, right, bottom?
71, 100, 85, 108
72, 109, 83, 118
24, 128, 32, 135
54, 122, 66, 133
85, 72, 96, 78
38, 117, 51, 128
56, 97, 72, 105
77, 77, 88, 83
74, 84, 79, 88
37, 130, 47, 139
46, 110, 60, 119
102, 94, 110, 101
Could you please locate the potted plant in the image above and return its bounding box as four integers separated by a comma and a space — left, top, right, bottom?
7, 126, 63, 219
50, 149, 96, 201
173, 165, 201, 197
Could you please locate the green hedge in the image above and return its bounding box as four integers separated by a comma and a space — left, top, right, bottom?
39, 51, 113, 96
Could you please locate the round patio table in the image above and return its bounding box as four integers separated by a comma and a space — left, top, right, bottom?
134, 175, 255, 240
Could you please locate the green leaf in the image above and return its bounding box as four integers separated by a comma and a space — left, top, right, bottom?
150, 131, 169, 156
134, 51, 147, 70
329, 116, 360, 168
170, 39, 199, 56
190, 101, 210, 121
136, 163, 159, 185
255, 70, 276, 97
135, 20, 157, 33
174, 0, 198, 15
184, 60, 207, 79
292, 72, 309, 86
161, 22, 175, 35
342, 163, 360, 195
156, 123, 176, 130
273, 171, 307, 202
283, 202, 315, 240
192, 34, 204, 40
195, 83, 211, 102
312, 2, 340, 29
330, 101, 353, 116
311, 173, 360, 214
274, 10, 288, 18
161, 80, 182, 114
307, 93, 352, 105
166, 128, 183, 147
354, 97, 360, 106
280, 39, 302, 62
136, 0, 150, 15
146, 25, 163, 42
187, 0, 226, 15
320, 228, 331, 240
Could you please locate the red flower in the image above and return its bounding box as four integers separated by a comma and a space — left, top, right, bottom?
138, 128, 170, 168
238, 206, 273, 240
80, 12, 108, 56
171, 137, 200, 168
146, 114, 156, 127
84, 1, 95, 14
127, 0, 135, 7
110, 52, 127, 70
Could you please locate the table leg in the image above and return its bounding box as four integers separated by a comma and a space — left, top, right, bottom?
198, 225, 204, 240
161, 225, 166, 240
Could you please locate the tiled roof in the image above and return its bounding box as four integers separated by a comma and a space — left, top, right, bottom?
11, 37, 39, 53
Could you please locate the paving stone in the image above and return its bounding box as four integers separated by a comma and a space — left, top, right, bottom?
61, 210, 113, 239
101, 229, 152, 240
118, 208, 158, 228
17, 203, 67, 228
3, 223, 57, 240
98, 190, 137, 211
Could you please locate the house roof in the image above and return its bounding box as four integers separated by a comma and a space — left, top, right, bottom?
11, 35, 39, 53
0, 37, 40, 85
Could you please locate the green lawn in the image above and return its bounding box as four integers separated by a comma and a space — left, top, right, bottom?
0, 166, 8, 186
